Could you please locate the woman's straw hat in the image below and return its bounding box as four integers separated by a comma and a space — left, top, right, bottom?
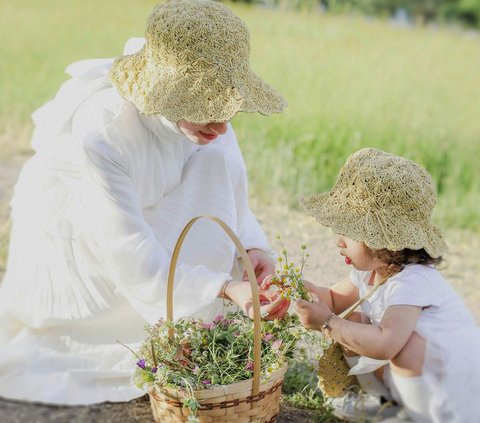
300, 148, 447, 258
110, 0, 287, 124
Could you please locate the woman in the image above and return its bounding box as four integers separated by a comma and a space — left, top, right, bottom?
0, 0, 288, 405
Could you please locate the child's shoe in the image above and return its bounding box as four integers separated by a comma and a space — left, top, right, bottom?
376, 408, 413, 423
331, 387, 400, 422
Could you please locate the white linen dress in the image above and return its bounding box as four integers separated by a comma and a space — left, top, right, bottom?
349, 264, 480, 422
0, 41, 273, 405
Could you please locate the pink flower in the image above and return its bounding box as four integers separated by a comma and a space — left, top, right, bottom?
263, 333, 274, 342
271, 339, 283, 351
213, 315, 224, 323
202, 380, 211, 386
245, 361, 254, 371
202, 322, 215, 330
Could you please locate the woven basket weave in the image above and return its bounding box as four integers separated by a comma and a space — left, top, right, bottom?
148, 215, 287, 422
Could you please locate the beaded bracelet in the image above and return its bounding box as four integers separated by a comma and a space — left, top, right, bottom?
321, 312, 335, 332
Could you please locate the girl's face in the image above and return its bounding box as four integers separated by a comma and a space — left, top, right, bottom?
335, 234, 385, 273
177, 120, 228, 145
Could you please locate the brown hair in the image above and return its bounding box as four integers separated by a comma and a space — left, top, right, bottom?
370, 247, 443, 275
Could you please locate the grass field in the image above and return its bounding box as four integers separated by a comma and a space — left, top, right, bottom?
1, 0, 480, 230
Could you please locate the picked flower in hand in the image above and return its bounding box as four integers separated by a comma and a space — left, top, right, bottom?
267, 237, 312, 302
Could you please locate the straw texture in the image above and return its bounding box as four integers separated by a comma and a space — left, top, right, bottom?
300, 148, 447, 258
149, 366, 286, 422
110, 0, 286, 124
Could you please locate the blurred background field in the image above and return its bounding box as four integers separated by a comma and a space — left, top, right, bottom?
1, 0, 479, 247
0, 2, 479, 419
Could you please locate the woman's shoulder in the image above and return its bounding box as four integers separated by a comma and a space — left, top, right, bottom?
77, 89, 161, 161
72, 87, 129, 140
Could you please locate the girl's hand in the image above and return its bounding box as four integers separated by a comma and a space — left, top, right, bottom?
295, 298, 332, 331
302, 280, 325, 301
243, 249, 275, 284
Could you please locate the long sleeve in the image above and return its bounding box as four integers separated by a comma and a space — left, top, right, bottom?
82, 134, 230, 323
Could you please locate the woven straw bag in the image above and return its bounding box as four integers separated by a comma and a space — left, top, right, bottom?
148, 215, 287, 423
317, 277, 388, 398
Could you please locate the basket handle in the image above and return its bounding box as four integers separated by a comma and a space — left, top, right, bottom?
166, 215, 262, 395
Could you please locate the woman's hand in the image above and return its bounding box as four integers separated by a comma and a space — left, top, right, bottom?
295, 297, 332, 331
243, 249, 275, 284
224, 280, 290, 321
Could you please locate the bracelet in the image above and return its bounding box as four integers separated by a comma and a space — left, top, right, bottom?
321, 312, 335, 332
220, 280, 232, 300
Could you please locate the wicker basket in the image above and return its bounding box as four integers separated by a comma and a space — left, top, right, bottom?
148, 215, 287, 423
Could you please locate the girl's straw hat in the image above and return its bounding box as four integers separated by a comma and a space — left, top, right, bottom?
110, 0, 287, 124
300, 148, 447, 258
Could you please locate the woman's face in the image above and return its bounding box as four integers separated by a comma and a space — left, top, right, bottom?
335, 234, 384, 272
177, 120, 228, 145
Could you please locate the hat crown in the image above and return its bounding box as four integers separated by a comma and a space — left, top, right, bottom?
145, 0, 250, 71
335, 148, 436, 223
300, 148, 446, 257
109, 0, 286, 123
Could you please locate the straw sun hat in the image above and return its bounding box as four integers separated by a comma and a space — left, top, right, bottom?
300, 148, 447, 258
110, 0, 286, 124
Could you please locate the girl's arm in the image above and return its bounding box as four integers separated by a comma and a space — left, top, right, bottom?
330, 305, 422, 359
296, 299, 422, 360
304, 278, 359, 315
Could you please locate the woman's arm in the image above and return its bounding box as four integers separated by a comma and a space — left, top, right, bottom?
82, 137, 231, 323
222, 280, 290, 321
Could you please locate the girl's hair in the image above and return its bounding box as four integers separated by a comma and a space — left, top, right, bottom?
370, 247, 443, 275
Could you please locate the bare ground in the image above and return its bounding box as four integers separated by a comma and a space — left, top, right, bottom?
0, 155, 478, 422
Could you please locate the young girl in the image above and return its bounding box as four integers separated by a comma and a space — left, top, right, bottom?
0, 0, 289, 405
295, 148, 480, 422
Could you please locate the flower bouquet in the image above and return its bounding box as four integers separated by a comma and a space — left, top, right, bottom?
267, 237, 312, 302
134, 312, 303, 422
133, 216, 307, 423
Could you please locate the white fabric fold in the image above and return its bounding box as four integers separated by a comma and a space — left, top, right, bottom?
0, 38, 272, 405
348, 265, 480, 421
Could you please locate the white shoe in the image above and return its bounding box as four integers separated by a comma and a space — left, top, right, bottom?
377, 408, 413, 423
331, 388, 400, 422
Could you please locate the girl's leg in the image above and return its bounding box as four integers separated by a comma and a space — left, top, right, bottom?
390, 331, 426, 377
389, 332, 433, 422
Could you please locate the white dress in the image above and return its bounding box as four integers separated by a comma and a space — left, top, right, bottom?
0, 40, 272, 405
349, 264, 480, 422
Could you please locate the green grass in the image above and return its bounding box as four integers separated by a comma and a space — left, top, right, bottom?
1, 1, 479, 230
282, 361, 339, 421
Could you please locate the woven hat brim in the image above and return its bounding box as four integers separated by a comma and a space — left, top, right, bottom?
300, 193, 447, 258
110, 51, 286, 124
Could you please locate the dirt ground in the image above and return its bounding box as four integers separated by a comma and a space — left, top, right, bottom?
0, 154, 478, 422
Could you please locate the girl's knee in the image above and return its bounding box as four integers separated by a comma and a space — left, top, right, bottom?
390, 332, 426, 377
